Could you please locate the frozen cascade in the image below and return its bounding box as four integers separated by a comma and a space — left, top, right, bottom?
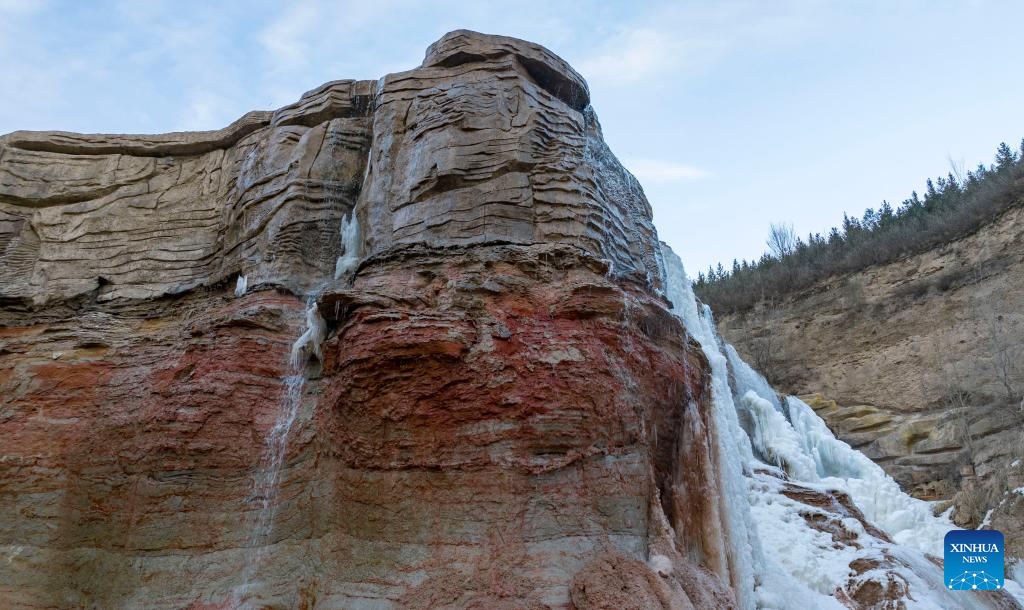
334, 211, 360, 280
784, 395, 952, 554
659, 244, 1015, 608
725, 344, 782, 412
661, 246, 761, 610
290, 300, 327, 369
234, 274, 248, 297
739, 390, 818, 482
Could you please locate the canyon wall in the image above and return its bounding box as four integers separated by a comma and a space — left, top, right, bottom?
717, 203, 1024, 552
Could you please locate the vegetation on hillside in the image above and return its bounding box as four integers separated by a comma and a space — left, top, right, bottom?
693, 140, 1024, 314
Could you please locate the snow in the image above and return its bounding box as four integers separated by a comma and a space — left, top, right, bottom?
979, 509, 995, 529
747, 471, 856, 601
658, 246, 994, 609
1007, 561, 1024, 606
648, 553, 673, 577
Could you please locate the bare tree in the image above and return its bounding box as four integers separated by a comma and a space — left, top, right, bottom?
981, 304, 1021, 400
747, 301, 783, 384
767, 222, 797, 259
948, 155, 967, 185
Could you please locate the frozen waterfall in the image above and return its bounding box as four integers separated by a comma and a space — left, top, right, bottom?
334, 210, 360, 280
660, 244, 1018, 609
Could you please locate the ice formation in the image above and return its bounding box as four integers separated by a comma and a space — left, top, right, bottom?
662, 247, 760, 610
660, 244, 1021, 608
234, 274, 248, 297
334, 211, 361, 280
289, 300, 327, 368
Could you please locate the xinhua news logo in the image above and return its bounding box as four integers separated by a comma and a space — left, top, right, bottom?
944, 529, 1004, 591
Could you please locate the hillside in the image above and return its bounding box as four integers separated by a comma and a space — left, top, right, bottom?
716, 200, 1024, 558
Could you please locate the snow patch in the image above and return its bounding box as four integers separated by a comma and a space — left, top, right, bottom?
648, 554, 673, 577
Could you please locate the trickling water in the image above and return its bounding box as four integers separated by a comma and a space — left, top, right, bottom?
235, 300, 324, 606
236, 373, 305, 603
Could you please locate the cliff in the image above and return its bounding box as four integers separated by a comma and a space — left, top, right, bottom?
0, 30, 732, 609
717, 202, 1024, 553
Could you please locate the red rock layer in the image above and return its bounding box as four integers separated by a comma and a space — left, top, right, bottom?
0, 245, 739, 609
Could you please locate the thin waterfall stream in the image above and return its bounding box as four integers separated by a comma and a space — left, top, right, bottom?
234, 125, 358, 603
234, 297, 325, 605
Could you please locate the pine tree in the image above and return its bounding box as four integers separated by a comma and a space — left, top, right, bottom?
995, 142, 1017, 169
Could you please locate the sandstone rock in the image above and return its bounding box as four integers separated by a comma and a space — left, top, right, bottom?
0, 30, 722, 609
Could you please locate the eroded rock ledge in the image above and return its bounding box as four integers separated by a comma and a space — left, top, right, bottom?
0, 30, 662, 306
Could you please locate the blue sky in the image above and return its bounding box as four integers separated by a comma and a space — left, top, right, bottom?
2, 0, 1021, 274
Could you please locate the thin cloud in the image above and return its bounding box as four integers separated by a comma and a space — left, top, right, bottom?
574, 2, 814, 88
0, 0, 45, 14
577, 28, 686, 85
625, 158, 711, 183
258, 1, 319, 74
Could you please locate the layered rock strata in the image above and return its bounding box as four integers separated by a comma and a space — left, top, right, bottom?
0, 31, 725, 609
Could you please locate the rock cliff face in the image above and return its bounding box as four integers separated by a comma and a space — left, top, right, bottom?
0, 31, 732, 609
2, 29, 1020, 610
717, 203, 1024, 552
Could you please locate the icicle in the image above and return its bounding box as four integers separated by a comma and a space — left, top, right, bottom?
739, 390, 818, 481
234, 274, 248, 297
725, 344, 782, 413
289, 301, 326, 368
333, 211, 360, 280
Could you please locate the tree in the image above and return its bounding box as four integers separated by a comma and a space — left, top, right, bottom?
693, 138, 1024, 315
995, 142, 1017, 170
980, 303, 1020, 400
767, 222, 797, 259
